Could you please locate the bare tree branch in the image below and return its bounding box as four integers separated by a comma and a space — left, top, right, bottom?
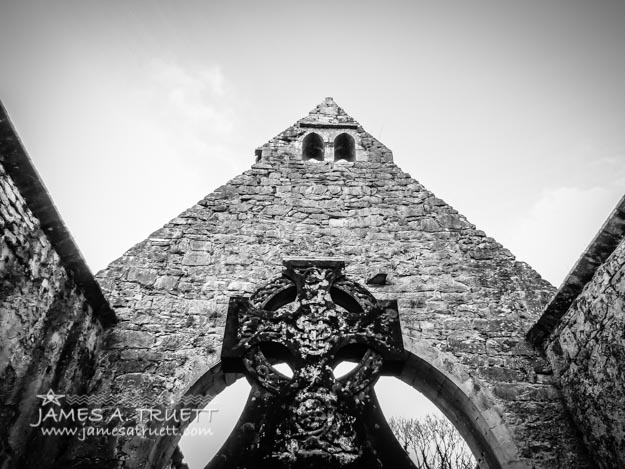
389, 414, 477, 469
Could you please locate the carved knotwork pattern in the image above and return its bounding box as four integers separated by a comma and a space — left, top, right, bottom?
213, 259, 412, 469
249, 277, 294, 309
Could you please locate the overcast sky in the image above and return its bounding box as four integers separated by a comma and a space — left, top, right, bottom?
1, 1, 624, 287
2, 2, 624, 466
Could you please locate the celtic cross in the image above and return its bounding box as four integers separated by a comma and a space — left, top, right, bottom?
207, 258, 413, 469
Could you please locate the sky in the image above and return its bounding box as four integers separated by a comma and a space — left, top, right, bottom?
1, 1, 624, 466
1, 1, 624, 286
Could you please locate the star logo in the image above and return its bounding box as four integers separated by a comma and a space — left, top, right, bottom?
36, 389, 65, 406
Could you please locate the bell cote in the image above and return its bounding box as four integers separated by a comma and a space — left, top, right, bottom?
255, 97, 393, 164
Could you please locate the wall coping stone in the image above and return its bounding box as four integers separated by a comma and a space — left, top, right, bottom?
0, 100, 116, 326
528, 194, 625, 346
299, 122, 359, 129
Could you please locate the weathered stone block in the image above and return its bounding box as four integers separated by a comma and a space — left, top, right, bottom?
127, 268, 158, 286
182, 252, 213, 266
107, 330, 154, 349
154, 275, 179, 290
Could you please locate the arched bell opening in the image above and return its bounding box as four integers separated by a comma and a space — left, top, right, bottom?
333, 133, 355, 162
302, 132, 325, 161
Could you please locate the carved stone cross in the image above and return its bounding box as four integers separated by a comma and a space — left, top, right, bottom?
208, 258, 413, 469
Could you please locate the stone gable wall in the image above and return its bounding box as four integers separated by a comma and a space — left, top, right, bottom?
96, 155, 590, 468
544, 238, 625, 468
0, 161, 104, 468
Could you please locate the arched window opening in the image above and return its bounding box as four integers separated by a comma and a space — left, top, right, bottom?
302, 133, 324, 161
376, 377, 479, 468
178, 376, 251, 468
333, 133, 355, 162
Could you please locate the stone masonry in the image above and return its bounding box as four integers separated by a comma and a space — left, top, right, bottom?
537, 196, 625, 468
89, 99, 591, 468
0, 102, 114, 468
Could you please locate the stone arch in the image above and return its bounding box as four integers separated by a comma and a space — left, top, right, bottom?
302, 132, 325, 161
399, 336, 522, 469
133, 337, 521, 469
333, 132, 355, 162
136, 361, 243, 469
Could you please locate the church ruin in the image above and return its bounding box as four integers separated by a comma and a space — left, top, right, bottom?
0, 98, 623, 468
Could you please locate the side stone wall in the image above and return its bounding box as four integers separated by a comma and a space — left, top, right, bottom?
95, 155, 590, 468
0, 163, 103, 468
544, 238, 625, 467
0, 104, 112, 469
